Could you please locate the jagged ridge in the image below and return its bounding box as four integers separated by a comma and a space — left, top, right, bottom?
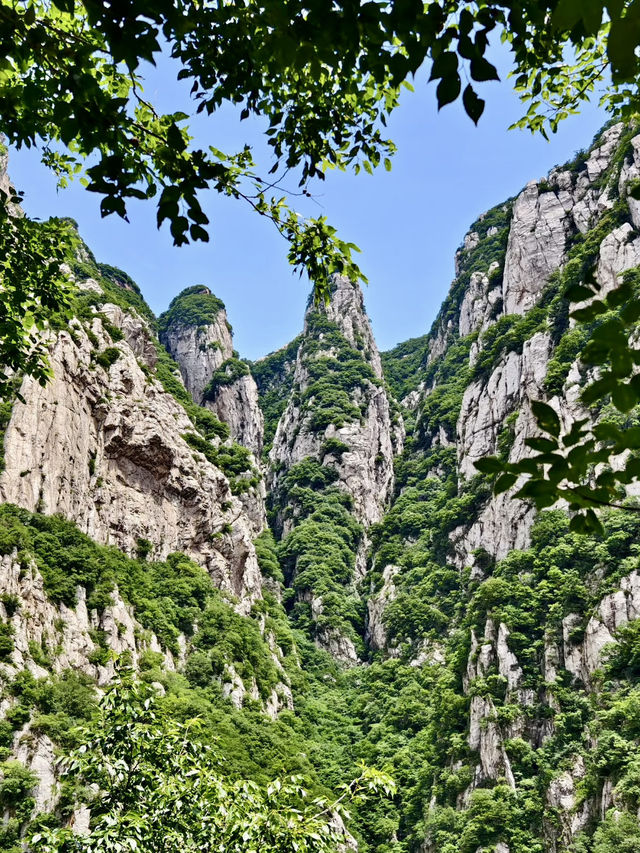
1, 121, 640, 853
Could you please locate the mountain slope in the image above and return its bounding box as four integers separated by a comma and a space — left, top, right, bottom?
1, 121, 640, 853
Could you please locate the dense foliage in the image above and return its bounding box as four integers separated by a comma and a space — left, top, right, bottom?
250, 336, 302, 457
33, 674, 395, 853
0, 191, 72, 398
277, 458, 365, 653
298, 308, 380, 433
158, 286, 226, 337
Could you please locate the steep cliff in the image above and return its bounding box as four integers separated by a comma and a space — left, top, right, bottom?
2, 121, 640, 853
160, 286, 264, 457
0, 247, 297, 834
266, 275, 400, 661
361, 120, 640, 852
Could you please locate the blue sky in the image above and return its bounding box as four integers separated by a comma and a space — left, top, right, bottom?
9, 48, 608, 360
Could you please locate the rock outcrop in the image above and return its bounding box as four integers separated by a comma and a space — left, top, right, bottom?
270, 275, 397, 533
375, 121, 640, 852
206, 371, 264, 458
265, 275, 399, 657
0, 302, 262, 608
159, 286, 264, 456
448, 123, 640, 566
160, 286, 234, 401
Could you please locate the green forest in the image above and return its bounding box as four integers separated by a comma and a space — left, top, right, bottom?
0, 121, 638, 853
4, 1, 640, 851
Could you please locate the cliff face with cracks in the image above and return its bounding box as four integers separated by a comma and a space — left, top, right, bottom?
159, 286, 264, 458
375, 121, 640, 852
267, 275, 400, 661
2, 123, 640, 852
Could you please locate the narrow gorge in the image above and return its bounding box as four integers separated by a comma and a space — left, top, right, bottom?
1, 121, 640, 853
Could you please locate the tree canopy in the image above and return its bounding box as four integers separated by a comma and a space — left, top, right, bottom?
32, 669, 395, 853
5, 0, 640, 520
3, 0, 640, 286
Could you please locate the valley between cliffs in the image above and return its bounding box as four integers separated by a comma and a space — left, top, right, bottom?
1, 121, 640, 853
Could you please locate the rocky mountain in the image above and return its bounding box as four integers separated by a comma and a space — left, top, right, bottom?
1, 121, 640, 853
159, 286, 264, 457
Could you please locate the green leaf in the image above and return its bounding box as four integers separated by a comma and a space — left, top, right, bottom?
605, 281, 633, 308
531, 401, 561, 437
469, 57, 499, 82
436, 74, 462, 109
166, 123, 186, 152
581, 375, 617, 404
611, 382, 637, 412
565, 283, 598, 302
462, 84, 485, 124
570, 509, 604, 536
189, 224, 209, 242
494, 472, 517, 494
474, 456, 504, 474
429, 51, 458, 81
609, 10, 640, 80
518, 478, 557, 501
525, 437, 558, 453
571, 301, 608, 322
512, 458, 540, 476
551, 0, 584, 31
52, 0, 75, 12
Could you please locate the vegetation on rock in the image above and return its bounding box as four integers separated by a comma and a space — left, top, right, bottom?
158, 286, 225, 336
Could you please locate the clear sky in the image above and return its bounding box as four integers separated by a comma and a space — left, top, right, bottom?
9, 47, 608, 360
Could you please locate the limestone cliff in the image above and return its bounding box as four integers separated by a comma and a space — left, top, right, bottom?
270, 275, 398, 532
266, 274, 399, 661
159, 286, 264, 457
0, 293, 262, 607
375, 120, 640, 852
401, 122, 640, 569
0, 256, 293, 822
159, 285, 233, 401
3, 122, 640, 853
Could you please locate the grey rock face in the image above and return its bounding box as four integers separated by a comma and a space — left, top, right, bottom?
162, 311, 233, 402
366, 565, 398, 651
0, 143, 13, 202
0, 313, 262, 610
502, 182, 571, 316
458, 268, 502, 338
451, 125, 640, 566
596, 223, 640, 295
452, 333, 552, 566
270, 276, 396, 532
321, 274, 384, 379
205, 374, 264, 457
100, 303, 158, 369
268, 275, 398, 657
468, 695, 516, 789
457, 332, 552, 479
501, 123, 628, 317
464, 621, 517, 792
161, 298, 265, 456
563, 570, 640, 684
